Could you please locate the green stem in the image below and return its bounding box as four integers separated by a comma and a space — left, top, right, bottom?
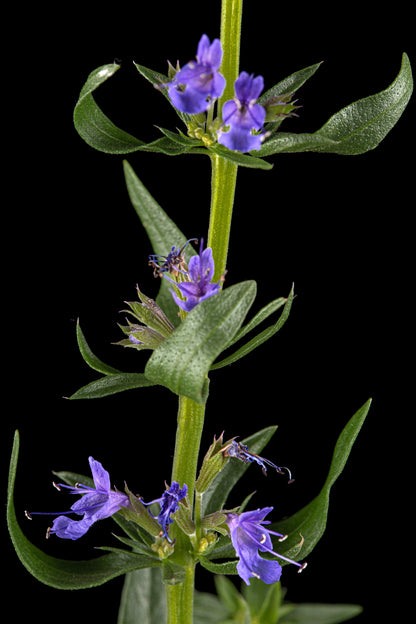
166, 396, 205, 624
166, 2, 244, 622
207, 0, 243, 279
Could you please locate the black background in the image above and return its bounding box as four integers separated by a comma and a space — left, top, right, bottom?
4, 1, 414, 622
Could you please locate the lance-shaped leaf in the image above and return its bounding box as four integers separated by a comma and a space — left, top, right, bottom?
145, 281, 257, 404
73, 63, 145, 153
211, 287, 293, 370
76, 319, 123, 375
117, 568, 167, 624
257, 53, 412, 157
68, 372, 155, 399
258, 62, 323, 105
7, 432, 160, 590
123, 160, 197, 325
272, 399, 372, 562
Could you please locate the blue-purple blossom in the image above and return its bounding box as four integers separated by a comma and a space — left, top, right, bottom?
166, 34, 226, 114
218, 71, 266, 152
226, 507, 307, 585
164, 240, 223, 312
26, 457, 129, 540
225, 440, 294, 481
142, 481, 187, 542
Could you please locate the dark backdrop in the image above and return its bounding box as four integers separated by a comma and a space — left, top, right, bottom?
4, 2, 414, 622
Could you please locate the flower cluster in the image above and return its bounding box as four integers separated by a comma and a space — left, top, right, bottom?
165, 34, 267, 152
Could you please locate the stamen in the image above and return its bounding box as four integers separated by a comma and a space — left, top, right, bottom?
251, 571, 260, 579
24, 510, 32, 520
46, 527, 51, 539
52, 481, 61, 491
298, 562, 308, 573
278, 534, 288, 542
260, 532, 267, 544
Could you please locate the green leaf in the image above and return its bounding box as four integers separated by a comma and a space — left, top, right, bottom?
211, 287, 293, 370
258, 62, 323, 104
123, 160, 197, 326
144, 281, 257, 404
242, 578, 283, 624
273, 399, 371, 562
280, 603, 362, 624
76, 320, 123, 374
117, 568, 167, 624
68, 373, 155, 399
73, 63, 146, 154
194, 591, 229, 624
198, 557, 238, 576
161, 560, 187, 585
258, 53, 413, 156
201, 426, 278, 518
7, 431, 157, 589
209, 144, 273, 170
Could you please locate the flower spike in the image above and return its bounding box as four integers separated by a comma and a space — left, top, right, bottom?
25, 458, 130, 540
224, 440, 294, 482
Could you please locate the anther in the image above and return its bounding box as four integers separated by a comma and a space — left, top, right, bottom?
260, 532, 267, 544
52, 481, 61, 491
297, 562, 308, 573
46, 527, 51, 539
24, 510, 32, 520
251, 571, 260, 579
278, 534, 288, 542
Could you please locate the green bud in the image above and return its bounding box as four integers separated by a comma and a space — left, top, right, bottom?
116, 287, 175, 351
171, 496, 196, 537
263, 93, 300, 126
200, 510, 229, 536
151, 536, 175, 559
118, 484, 161, 538
195, 433, 236, 493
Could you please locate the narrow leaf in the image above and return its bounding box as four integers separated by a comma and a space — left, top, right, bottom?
211, 286, 293, 370
123, 160, 197, 325
68, 373, 155, 400
117, 568, 167, 624
258, 62, 323, 104
145, 281, 257, 404
74, 64, 145, 154
194, 591, 229, 624
274, 399, 371, 562
258, 53, 413, 156
7, 431, 154, 589
280, 603, 362, 624
198, 557, 238, 575
209, 144, 273, 170
76, 320, 123, 374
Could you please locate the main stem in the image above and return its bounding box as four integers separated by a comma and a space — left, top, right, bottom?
166, 2, 243, 623
207, 0, 243, 281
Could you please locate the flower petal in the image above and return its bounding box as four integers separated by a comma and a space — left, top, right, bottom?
89, 457, 111, 492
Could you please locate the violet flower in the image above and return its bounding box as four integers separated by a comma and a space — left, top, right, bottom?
226, 507, 307, 585
167, 34, 226, 114
142, 481, 187, 542
26, 457, 129, 540
164, 239, 223, 313
218, 71, 266, 152
224, 440, 294, 481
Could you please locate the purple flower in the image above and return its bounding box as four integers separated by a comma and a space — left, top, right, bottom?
26, 457, 129, 540
226, 507, 307, 585
167, 34, 226, 114
142, 481, 187, 542
224, 440, 294, 481
218, 71, 266, 152
164, 240, 223, 313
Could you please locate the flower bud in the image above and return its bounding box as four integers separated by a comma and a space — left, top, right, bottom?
195, 433, 236, 493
